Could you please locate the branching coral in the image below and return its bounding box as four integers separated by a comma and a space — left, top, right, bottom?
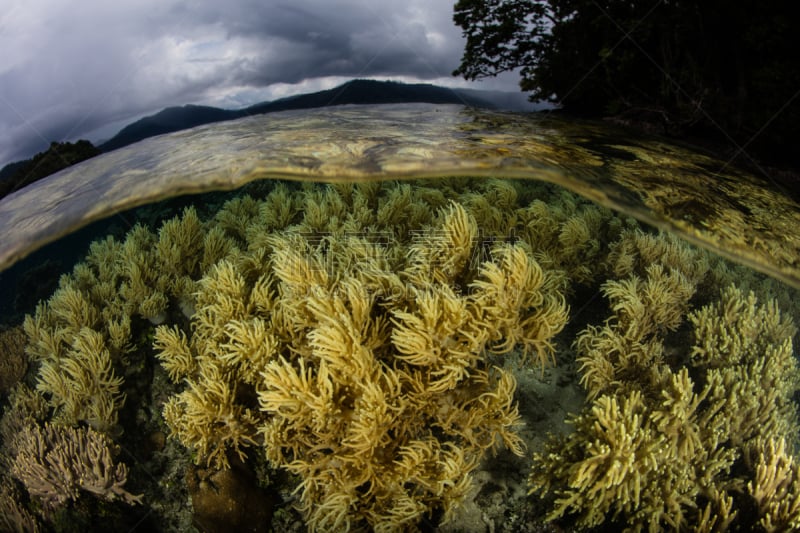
531, 255, 800, 531
0, 482, 41, 533
689, 285, 799, 447
154, 260, 272, 470
530, 361, 749, 530
470, 244, 567, 364
10, 422, 141, 510
572, 226, 716, 405
606, 228, 710, 287
576, 263, 696, 400
0, 326, 27, 394
746, 437, 800, 532
517, 186, 636, 286
689, 284, 797, 370
17, 178, 646, 530
404, 201, 479, 286
0, 384, 49, 469
153, 188, 569, 531
0, 385, 48, 532
162, 360, 260, 470
26, 315, 124, 433
531, 367, 739, 530
19, 204, 246, 438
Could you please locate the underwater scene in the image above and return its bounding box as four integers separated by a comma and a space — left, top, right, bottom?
0, 106, 799, 532
1, 176, 799, 532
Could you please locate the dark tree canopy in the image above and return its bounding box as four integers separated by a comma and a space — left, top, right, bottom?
453, 0, 799, 166
0, 140, 100, 200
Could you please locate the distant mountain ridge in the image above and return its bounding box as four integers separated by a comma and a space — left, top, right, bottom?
98, 105, 238, 152
98, 79, 525, 152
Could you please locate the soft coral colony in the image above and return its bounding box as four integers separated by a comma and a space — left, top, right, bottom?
531, 231, 800, 531
152, 181, 573, 531
3, 178, 800, 531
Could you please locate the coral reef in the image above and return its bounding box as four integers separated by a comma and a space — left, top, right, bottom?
575, 229, 710, 401
9, 177, 798, 532
155, 199, 569, 531
1, 385, 142, 516
530, 271, 800, 530
746, 437, 800, 532
517, 188, 637, 286
19, 206, 228, 435
10, 422, 142, 510
14, 178, 616, 531
0, 385, 49, 463
1, 383, 146, 525
0, 385, 48, 532
0, 386, 47, 532
0, 326, 27, 394
0, 482, 40, 533
23, 287, 126, 433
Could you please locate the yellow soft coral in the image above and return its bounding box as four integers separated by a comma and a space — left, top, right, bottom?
162, 360, 260, 470
152, 188, 569, 531
747, 437, 800, 532
532, 268, 799, 531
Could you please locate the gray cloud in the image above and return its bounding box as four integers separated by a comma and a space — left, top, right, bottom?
0, 0, 518, 166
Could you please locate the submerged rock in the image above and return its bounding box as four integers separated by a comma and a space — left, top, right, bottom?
187, 460, 276, 533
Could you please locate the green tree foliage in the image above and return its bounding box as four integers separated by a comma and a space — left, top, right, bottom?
453, 0, 799, 165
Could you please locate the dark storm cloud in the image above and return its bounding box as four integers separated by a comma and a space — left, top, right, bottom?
0, 0, 514, 167
159, 1, 465, 87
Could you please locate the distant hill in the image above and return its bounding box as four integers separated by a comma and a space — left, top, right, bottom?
98, 105, 239, 152
242, 79, 496, 114
98, 79, 506, 152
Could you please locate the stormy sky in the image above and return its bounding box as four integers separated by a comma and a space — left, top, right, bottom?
0, 0, 521, 167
